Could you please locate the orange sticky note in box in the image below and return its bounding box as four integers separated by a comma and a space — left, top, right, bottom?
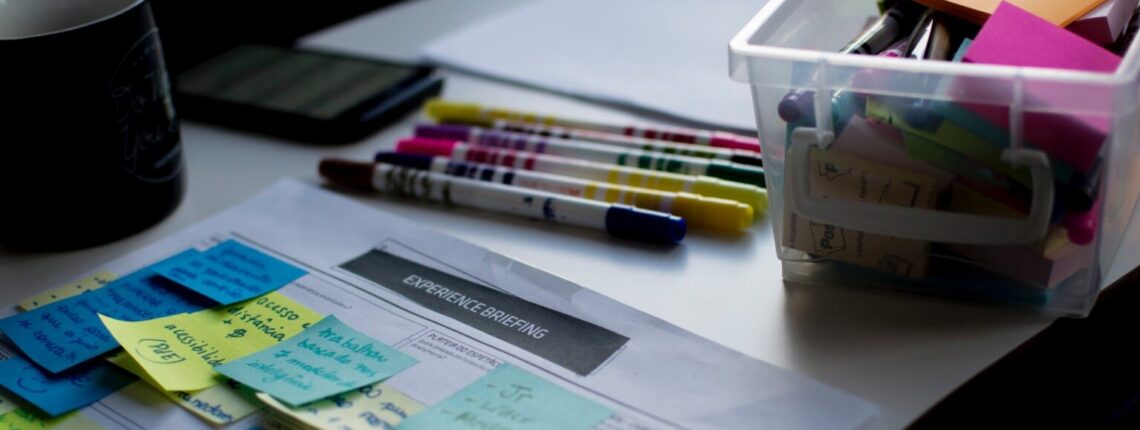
915, 0, 1107, 26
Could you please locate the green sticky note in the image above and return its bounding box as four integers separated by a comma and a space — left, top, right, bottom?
215, 315, 417, 407
400, 364, 613, 430
866, 97, 1034, 187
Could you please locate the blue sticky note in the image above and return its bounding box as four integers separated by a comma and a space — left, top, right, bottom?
399, 364, 613, 430
215, 316, 417, 407
0, 250, 211, 373
0, 354, 136, 417
152, 240, 307, 305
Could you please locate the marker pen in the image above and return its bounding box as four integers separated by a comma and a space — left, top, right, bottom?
392, 137, 767, 212
466, 121, 765, 167
413, 126, 766, 187
777, 1, 927, 123
423, 99, 760, 152
319, 159, 686, 244
374, 153, 757, 232
902, 11, 971, 130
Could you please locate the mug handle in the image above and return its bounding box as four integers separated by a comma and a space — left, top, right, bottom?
786, 127, 1054, 245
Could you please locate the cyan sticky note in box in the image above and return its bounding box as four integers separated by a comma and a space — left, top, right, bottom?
0, 354, 136, 417
0, 250, 211, 373
956, 2, 1121, 174
400, 364, 614, 430
151, 239, 307, 305
215, 315, 417, 407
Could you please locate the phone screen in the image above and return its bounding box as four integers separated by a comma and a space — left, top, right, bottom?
177, 44, 416, 120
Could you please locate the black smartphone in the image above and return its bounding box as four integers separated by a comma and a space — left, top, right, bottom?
175, 44, 443, 144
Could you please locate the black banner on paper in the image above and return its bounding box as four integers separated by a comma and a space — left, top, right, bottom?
340, 249, 627, 375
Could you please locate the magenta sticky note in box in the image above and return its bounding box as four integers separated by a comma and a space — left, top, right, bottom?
956, 2, 1122, 174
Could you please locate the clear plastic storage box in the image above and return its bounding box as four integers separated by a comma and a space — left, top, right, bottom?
730, 0, 1140, 316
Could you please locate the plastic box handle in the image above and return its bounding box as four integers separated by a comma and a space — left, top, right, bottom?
786, 127, 1054, 245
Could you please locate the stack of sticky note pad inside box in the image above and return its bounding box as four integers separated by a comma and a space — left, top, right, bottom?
771, 0, 1137, 310
320, 99, 771, 244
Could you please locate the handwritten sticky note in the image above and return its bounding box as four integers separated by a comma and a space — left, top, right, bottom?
100, 292, 322, 391
113, 379, 263, 426
18, 271, 117, 312
0, 251, 211, 373
216, 316, 417, 406
0, 355, 135, 417
0, 408, 104, 430
166, 380, 263, 426
151, 240, 307, 305
257, 383, 424, 430
399, 364, 613, 430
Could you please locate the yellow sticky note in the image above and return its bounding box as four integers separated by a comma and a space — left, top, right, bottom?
0, 408, 103, 430
915, 0, 1106, 26
101, 292, 322, 392
165, 382, 263, 426
257, 383, 425, 430
115, 379, 263, 426
17, 271, 116, 311
100, 313, 219, 391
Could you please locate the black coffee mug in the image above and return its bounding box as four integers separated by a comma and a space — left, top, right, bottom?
0, 0, 185, 251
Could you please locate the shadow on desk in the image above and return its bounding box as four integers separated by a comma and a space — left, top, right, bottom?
912, 268, 1140, 428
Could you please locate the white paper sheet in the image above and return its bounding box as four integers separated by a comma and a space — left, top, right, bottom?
3, 179, 876, 429
421, 0, 768, 132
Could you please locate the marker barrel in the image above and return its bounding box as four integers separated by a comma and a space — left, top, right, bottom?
393, 138, 768, 212
481, 121, 765, 166
362, 163, 685, 243
415, 127, 766, 187
423, 99, 761, 152
375, 153, 756, 231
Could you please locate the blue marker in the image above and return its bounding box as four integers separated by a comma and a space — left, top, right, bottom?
320, 159, 686, 244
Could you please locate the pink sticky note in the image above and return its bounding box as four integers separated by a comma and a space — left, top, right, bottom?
967, 3, 1121, 71
958, 2, 1121, 173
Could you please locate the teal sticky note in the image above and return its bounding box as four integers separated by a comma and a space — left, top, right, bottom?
399, 364, 614, 430
152, 239, 307, 305
0, 250, 211, 373
0, 354, 136, 417
215, 316, 417, 406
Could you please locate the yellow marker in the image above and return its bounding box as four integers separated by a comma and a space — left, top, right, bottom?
423, 99, 763, 152
257, 384, 424, 430
18, 271, 116, 311
100, 292, 322, 392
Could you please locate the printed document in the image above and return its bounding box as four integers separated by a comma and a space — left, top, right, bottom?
0, 179, 875, 429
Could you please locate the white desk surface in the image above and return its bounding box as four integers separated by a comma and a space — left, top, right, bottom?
4, 1, 1138, 428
